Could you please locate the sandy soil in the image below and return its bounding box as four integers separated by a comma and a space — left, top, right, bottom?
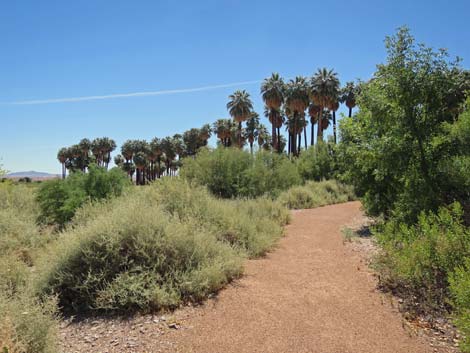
61, 202, 448, 353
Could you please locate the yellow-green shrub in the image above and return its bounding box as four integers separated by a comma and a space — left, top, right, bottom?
35, 179, 287, 314
278, 180, 355, 210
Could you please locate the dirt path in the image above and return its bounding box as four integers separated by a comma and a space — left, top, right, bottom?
61, 202, 440, 353
158, 201, 430, 353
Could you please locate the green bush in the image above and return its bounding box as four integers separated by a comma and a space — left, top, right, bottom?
35, 179, 287, 313
180, 147, 301, 198
277, 180, 355, 210
449, 260, 470, 352
36, 165, 130, 228
375, 203, 470, 313
338, 30, 470, 224
296, 142, 337, 181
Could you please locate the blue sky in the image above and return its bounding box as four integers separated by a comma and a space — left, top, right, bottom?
1, 0, 469, 173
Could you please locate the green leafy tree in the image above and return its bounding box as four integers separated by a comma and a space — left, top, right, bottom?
339, 27, 470, 223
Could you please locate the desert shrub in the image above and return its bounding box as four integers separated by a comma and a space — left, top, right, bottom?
147, 179, 289, 256
296, 142, 337, 181
36, 165, 130, 227
449, 260, 470, 352
180, 147, 300, 198
278, 180, 355, 210
35, 179, 287, 314
0, 256, 29, 295
0, 293, 58, 353
0, 184, 48, 257
375, 203, 470, 314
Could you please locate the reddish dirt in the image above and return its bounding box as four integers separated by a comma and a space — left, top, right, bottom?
61, 202, 445, 353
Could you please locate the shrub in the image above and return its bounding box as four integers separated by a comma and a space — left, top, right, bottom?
0, 293, 58, 353
36, 165, 130, 228
0, 184, 48, 257
35, 180, 287, 313
375, 203, 470, 314
180, 147, 301, 198
296, 142, 337, 181
277, 180, 355, 210
449, 259, 470, 352
148, 179, 290, 256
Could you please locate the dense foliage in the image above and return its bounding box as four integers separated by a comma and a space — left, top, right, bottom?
36, 165, 130, 227
180, 147, 301, 198
339, 28, 470, 224
340, 28, 470, 350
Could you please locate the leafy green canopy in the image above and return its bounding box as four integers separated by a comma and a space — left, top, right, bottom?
180, 147, 301, 198
36, 165, 130, 227
339, 27, 470, 224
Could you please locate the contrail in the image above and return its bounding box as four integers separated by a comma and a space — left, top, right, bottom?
3, 80, 261, 105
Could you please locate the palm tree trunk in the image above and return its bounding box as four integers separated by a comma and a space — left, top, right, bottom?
304, 126, 307, 150
348, 107, 352, 117
297, 133, 301, 156
238, 121, 242, 148
271, 120, 277, 151
317, 109, 323, 143
288, 132, 291, 156
310, 123, 314, 146
333, 111, 337, 144
277, 127, 281, 153
250, 142, 253, 155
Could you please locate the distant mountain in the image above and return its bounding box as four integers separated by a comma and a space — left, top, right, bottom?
5, 171, 59, 179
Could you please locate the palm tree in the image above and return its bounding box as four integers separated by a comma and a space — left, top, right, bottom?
121, 140, 135, 163
91, 138, 104, 166
340, 81, 357, 117
310, 68, 340, 143
199, 124, 212, 145
256, 123, 271, 150
284, 76, 309, 156
102, 138, 117, 170
308, 104, 321, 146
160, 137, 176, 176
261, 73, 285, 151
227, 90, 254, 148
133, 151, 147, 185
57, 148, 68, 179
114, 154, 125, 167
78, 138, 91, 171
213, 119, 234, 147
329, 100, 340, 144
150, 137, 163, 179
245, 112, 260, 154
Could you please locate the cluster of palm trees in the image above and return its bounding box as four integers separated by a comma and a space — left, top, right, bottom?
212, 114, 281, 153
226, 70, 359, 157
259, 70, 358, 155
113, 124, 212, 185
57, 137, 116, 178
56, 69, 359, 182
